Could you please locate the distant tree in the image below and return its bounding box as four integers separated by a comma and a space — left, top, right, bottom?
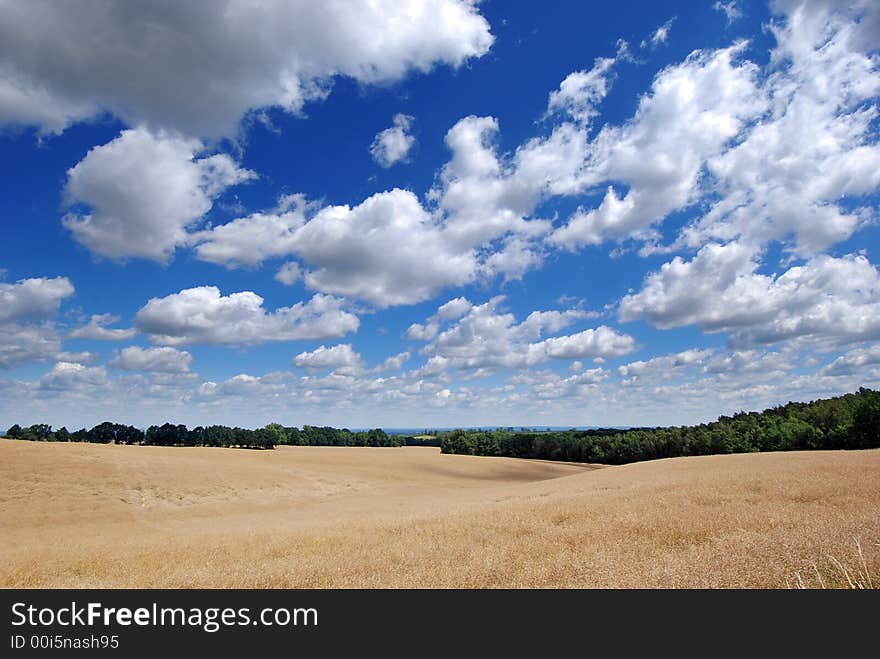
284, 426, 302, 445
145, 425, 160, 445
145, 423, 184, 446
437, 389, 880, 465
204, 425, 232, 447
6, 424, 23, 439
442, 429, 469, 454
116, 425, 144, 445
851, 389, 880, 449
253, 427, 275, 449
233, 428, 246, 447
88, 422, 116, 444
367, 428, 388, 447
26, 424, 53, 441
188, 426, 205, 447
263, 423, 287, 445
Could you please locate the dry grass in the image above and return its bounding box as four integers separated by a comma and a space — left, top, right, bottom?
1, 439, 877, 588
788, 539, 878, 589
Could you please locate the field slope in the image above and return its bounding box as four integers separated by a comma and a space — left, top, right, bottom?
1, 440, 877, 588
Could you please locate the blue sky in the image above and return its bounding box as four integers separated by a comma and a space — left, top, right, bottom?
1, 0, 879, 430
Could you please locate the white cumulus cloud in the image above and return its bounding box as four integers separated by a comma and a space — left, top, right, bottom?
678, 0, 880, 255
822, 345, 880, 376
110, 346, 193, 373
275, 262, 303, 286
293, 344, 364, 374
40, 362, 108, 391
0, 276, 75, 368
370, 114, 416, 167
63, 128, 255, 262
619, 242, 880, 347
546, 57, 616, 128
415, 296, 634, 373
0, 277, 74, 323
290, 189, 478, 307
69, 314, 137, 341
0, 0, 494, 138
550, 42, 765, 249
134, 286, 359, 346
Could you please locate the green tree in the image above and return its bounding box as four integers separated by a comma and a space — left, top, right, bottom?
851, 389, 880, 449
264, 423, 288, 445
27, 424, 53, 441
88, 422, 116, 444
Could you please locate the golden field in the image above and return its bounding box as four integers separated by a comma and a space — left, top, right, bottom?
1, 439, 877, 588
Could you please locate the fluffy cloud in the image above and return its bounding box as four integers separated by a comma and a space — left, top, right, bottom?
532, 328, 636, 362
69, 314, 136, 341
508, 366, 609, 400
703, 349, 794, 376
8, 2, 880, 430
195, 187, 480, 307
275, 262, 303, 286
40, 362, 108, 390
187, 100, 575, 305
292, 344, 410, 376
619, 242, 770, 329
373, 351, 411, 373
550, 42, 765, 249
822, 345, 880, 377
192, 113, 557, 308
0, 0, 493, 137
435, 297, 474, 322
540, 1, 878, 257
190, 1, 879, 310
293, 344, 363, 374
194, 194, 310, 269
0, 277, 74, 323
63, 128, 255, 262
409, 355, 452, 379
416, 296, 634, 373
677, 0, 880, 254
134, 286, 359, 346
370, 114, 416, 167
56, 351, 100, 365
406, 296, 472, 341
6, 341, 877, 431
197, 373, 292, 400
546, 56, 616, 127
110, 346, 193, 373
618, 349, 714, 382
619, 242, 880, 346
0, 324, 63, 369
0, 276, 75, 368
288, 189, 478, 307
434, 115, 548, 249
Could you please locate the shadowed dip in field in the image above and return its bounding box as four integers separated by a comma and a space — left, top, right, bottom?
1, 440, 877, 588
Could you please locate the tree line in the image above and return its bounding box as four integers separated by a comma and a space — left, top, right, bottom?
439, 387, 880, 464
2, 421, 399, 450
5, 388, 878, 460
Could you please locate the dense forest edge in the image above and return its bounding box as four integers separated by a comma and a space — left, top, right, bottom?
441, 387, 880, 464
2, 388, 879, 464
1, 422, 405, 450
